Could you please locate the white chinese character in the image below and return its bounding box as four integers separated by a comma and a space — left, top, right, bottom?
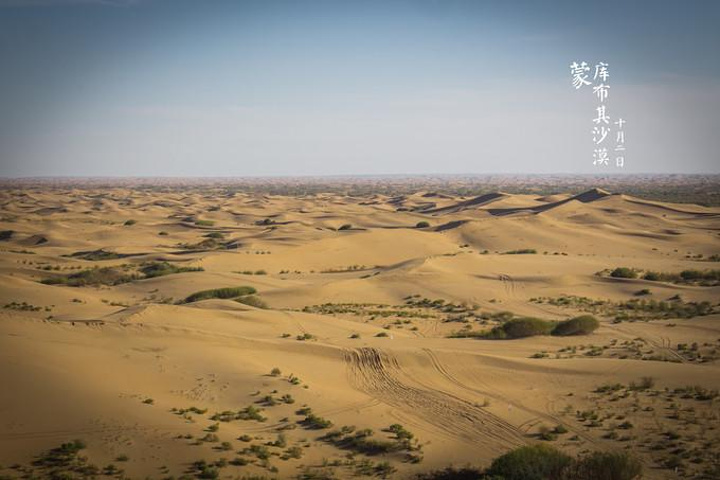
593, 148, 609, 165
594, 62, 609, 81
616, 156, 625, 167
614, 118, 626, 129
570, 61, 592, 89
592, 83, 610, 102
593, 105, 610, 124
592, 126, 610, 144
616, 130, 625, 144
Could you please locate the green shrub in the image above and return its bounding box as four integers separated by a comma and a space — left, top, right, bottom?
41, 267, 137, 287
567, 451, 642, 480
484, 317, 555, 339
235, 295, 268, 309
552, 315, 599, 336
194, 220, 215, 227
416, 221, 430, 228
610, 267, 637, 279
140, 261, 203, 278
487, 444, 573, 480
504, 249, 537, 255
301, 413, 333, 429
642, 271, 660, 281
338, 224, 352, 230
123, 219, 136, 226
183, 286, 256, 303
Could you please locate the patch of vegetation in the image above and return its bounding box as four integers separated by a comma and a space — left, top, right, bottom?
551, 315, 599, 336
235, 295, 269, 309
66, 249, 124, 261
503, 249, 537, 255
300, 412, 333, 429
605, 267, 720, 286
40, 266, 139, 287
29, 439, 101, 479
210, 405, 267, 423
3, 301, 42, 312
416, 221, 430, 228
482, 317, 555, 339
182, 286, 257, 303
194, 220, 215, 227
140, 261, 204, 278
531, 294, 717, 321
609, 267, 638, 279
123, 219, 136, 226
321, 424, 421, 459
338, 224, 352, 230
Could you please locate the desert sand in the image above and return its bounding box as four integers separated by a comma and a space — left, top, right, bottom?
0, 185, 718, 479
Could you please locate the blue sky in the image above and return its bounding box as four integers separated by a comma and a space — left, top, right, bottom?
1, 0, 719, 176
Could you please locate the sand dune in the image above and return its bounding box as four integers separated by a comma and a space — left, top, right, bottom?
1, 186, 719, 479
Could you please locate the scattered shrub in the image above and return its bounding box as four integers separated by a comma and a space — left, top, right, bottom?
484, 317, 555, 339
552, 315, 599, 336
610, 267, 637, 279
140, 261, 203, 278
182, 286, 256, 303
235, 295, 268, 309
567, 451, 642, 480
416, 221, 430, 228
487, 444, 573, 480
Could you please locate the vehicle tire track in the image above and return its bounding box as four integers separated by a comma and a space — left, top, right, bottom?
343, 347, 525, 449
421, 348, 601, 448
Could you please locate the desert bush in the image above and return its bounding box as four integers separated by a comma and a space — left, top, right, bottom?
41, 266, 138, 287
610, 267, 637, 279
270, 367, 282, 376
566, 451, 642, 480
235, 295, 268, 309
552, 315, 599, 336
415, 466, 484, 479
504, 249, 537, 255
629, 376, 655, 391
194, 220, 215, 227
484, 317, 555, 339
182, 286, 256, 303
487, 444, 573, 480
416, 221, 430, 228
417, 446, 641, 480
301, 413, 333, 429
123, 219, 136, 226
140, 261, 203, 278
338, 224, 352, 230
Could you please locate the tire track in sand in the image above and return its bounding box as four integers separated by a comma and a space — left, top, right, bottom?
420, 348, 601, 448
343, 347, 525, 449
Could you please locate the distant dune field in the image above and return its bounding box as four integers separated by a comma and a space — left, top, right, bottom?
0, 186, 718, 479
